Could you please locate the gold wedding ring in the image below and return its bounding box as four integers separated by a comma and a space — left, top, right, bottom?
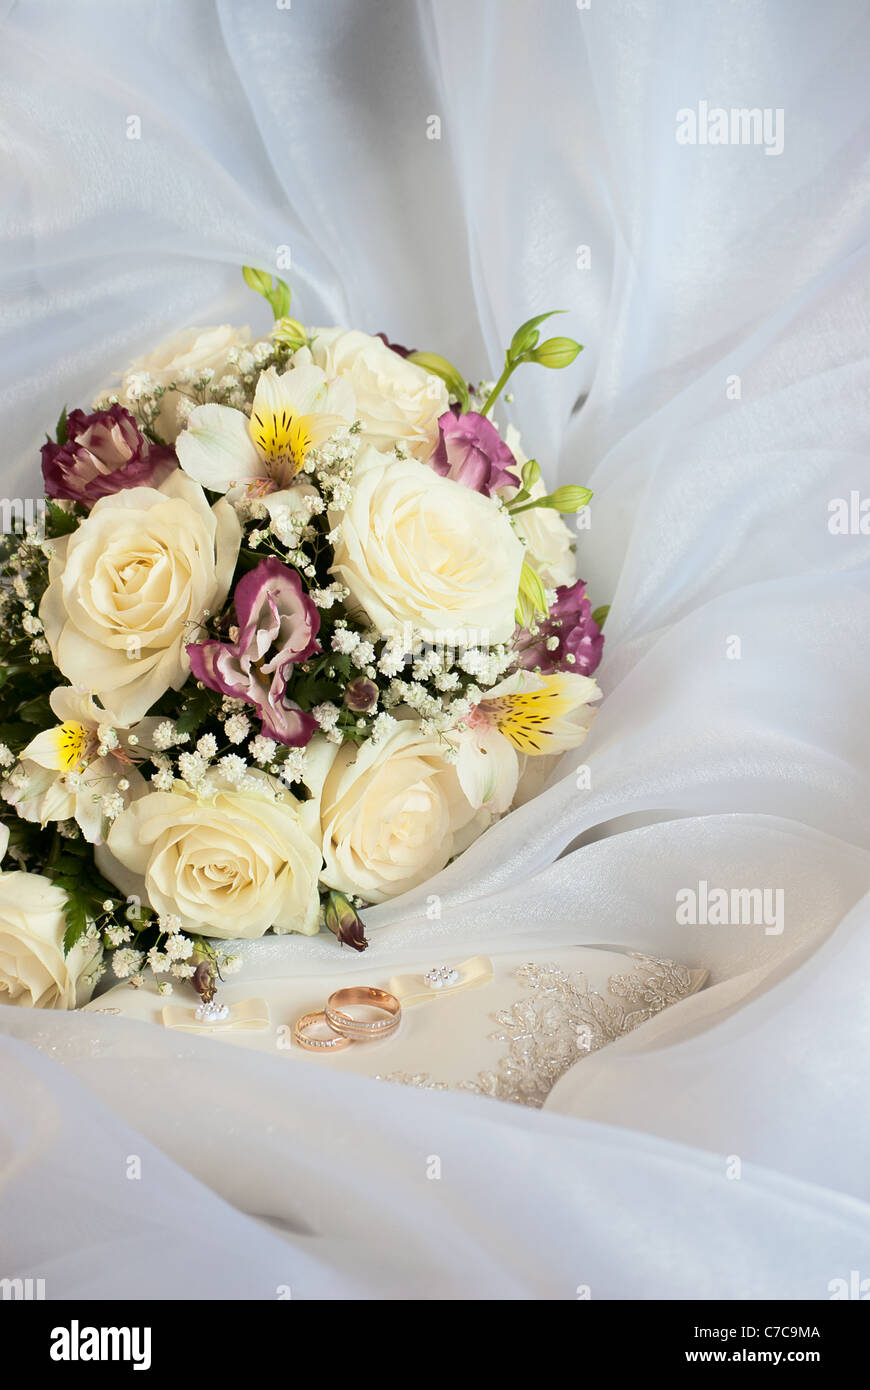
325, 986, 402, 1041
293, 1009, 354, 1052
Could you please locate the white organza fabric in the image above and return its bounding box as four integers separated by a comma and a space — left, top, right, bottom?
1, 0, 869, 1299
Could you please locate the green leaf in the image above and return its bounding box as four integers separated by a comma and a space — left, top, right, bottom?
55, 407, 68, 446
515, 560, 549, 626
18, 693, 54, 725
591, 604, 610, 629
62, 893, 88, 956
45, 500, 80, 536
242, 265, 272, 296
268, 279, 292, 320
0, 666, 32, 692
175, 686, 214, 737
530, 337, 583, 369
242, 266, 292, 322
509, 311, 565, 361
406, 351, 470, 413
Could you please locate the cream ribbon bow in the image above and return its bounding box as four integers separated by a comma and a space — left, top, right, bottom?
162, 998, 271, 1034
387, 956, 493, 1008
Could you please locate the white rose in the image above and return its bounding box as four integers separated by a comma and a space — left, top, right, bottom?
96, 770, 322, 939
331, 445, 524, 643
504, 424, 575, 588
307, 725, 486, 904
40, 473, 241, 726
114, 324, 252, 441
305, 328, 448, 460
0, 862, 101, 1008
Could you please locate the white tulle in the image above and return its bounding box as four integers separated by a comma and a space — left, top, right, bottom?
1, 0, 869, 1298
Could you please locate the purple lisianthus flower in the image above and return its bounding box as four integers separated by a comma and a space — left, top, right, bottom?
188, 557, 320, 746
41, 404, 176, 507
517, 579, 604, 677
430, 411, 518, 496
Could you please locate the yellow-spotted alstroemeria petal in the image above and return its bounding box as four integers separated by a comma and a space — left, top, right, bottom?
248, 364, 355, 484
175, 403, 263, 493
249, 406, 317, 472
486, 673, 601, 755
22, 721, 96, 773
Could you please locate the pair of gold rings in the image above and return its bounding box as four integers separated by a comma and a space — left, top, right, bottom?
294, 986, 401, 1052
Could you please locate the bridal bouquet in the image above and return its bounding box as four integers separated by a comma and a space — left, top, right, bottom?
0, 269, 605, 1009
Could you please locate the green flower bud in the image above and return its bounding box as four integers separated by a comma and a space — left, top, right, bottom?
273, 316, 308, 350
544, 485, 592, 512
530, 337, 583, 369
324, 891, 369, 952
509, 310, 565, 361
521, 458, 541, 491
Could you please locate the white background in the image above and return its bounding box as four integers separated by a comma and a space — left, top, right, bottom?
1, 0, 869, 1298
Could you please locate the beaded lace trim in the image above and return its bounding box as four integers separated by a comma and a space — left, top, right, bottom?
378, 953, 703, 1108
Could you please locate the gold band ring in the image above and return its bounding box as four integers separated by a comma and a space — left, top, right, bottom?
325, 986, 401, 1040
294, 1009, 354, 1052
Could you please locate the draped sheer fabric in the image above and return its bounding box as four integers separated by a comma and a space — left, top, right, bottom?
1, 0, 869, 1298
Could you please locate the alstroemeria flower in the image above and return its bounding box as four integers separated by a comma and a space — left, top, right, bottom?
0, 687, 156, 843
449, 670, 601, 812
516, 579, 604, 676
429, 410, 518, 496
175, 363, 354, 498
41, 404, 176, 507
188, 557, 320, 746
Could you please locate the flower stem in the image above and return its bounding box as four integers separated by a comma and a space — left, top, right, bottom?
479, 359, 517, 417
508, 499, 548, 516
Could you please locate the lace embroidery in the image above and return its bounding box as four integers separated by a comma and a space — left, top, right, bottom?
379, 954, 703, 1108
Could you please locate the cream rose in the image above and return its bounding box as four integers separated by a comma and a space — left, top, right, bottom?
114, 324, 252, 442
96, 770, 322, 939
0, 835, 101, 1008
305, 329, 448, 460
331, 445, 525, 643
504, 424, 575, 588
307, 725, 486, 904
40, 473, 240, 726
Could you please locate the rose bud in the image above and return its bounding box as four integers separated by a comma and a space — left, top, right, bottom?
192, 957, 218, 1004
344, 677, 379, 713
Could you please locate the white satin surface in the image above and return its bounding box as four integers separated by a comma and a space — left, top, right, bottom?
1, 0, 869, 1299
